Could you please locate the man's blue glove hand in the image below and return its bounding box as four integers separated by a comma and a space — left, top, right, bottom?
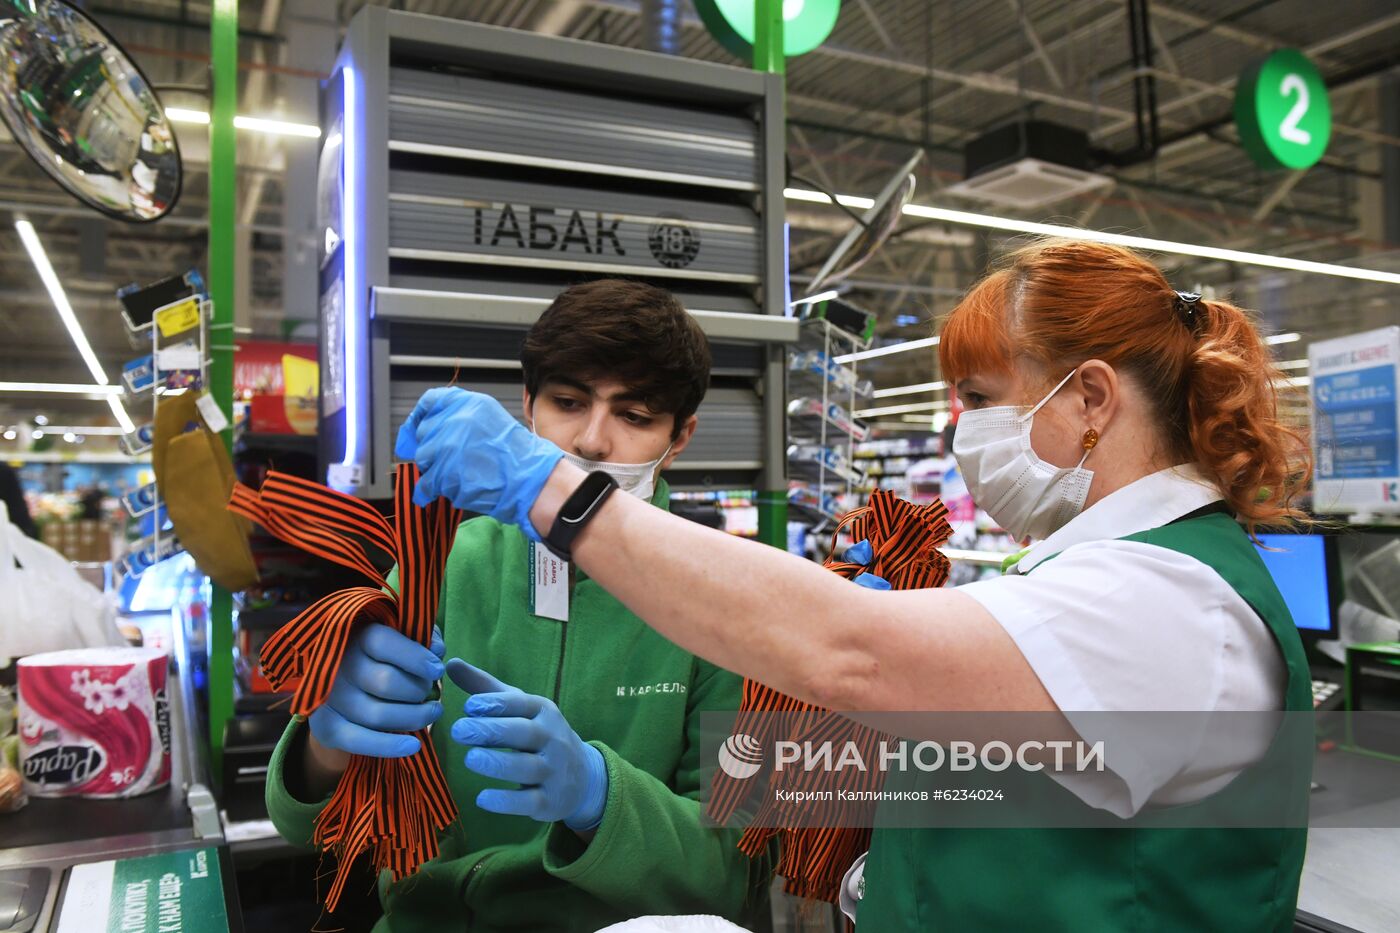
308, 624, 446, 758
445, 658, 608, 832
843, 539, 891, 590
395, 387, 564, 539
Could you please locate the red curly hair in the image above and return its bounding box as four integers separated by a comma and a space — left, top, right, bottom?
939, 239, 1311, 535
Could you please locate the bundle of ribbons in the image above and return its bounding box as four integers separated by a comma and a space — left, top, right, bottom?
228, 464, 461, 910
707, 490, 954, 906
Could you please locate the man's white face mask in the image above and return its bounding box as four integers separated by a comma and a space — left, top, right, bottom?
559, 446, 671, 501
952, 368, 1095, 542
529, 412, 671, 501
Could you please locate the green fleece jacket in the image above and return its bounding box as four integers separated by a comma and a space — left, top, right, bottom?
264, 482, 769, 931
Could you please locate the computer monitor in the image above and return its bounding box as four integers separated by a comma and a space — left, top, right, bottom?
1254, 532, 1341, 638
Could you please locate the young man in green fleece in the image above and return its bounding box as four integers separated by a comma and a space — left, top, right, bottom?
264, 279, 770, 932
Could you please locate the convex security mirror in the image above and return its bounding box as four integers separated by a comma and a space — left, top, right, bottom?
807, 150, 924, 295
0, 0, 181, 221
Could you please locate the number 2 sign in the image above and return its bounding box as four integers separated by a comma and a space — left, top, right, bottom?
1235, 48, 1332, 171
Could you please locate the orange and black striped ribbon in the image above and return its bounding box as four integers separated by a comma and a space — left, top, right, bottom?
707, 490, 954, 907
228, 465, 462, 911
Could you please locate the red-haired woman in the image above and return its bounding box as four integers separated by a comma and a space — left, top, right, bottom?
399, 240, 1313, 931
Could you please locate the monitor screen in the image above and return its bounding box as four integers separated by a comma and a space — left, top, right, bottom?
1254, 533, 1333, 632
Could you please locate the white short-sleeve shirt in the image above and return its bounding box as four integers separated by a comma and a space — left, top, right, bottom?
840, 466, 1288, 921
957, 464, 1286, 817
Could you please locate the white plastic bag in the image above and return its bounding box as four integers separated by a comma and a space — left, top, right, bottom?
0, 502, 124, 662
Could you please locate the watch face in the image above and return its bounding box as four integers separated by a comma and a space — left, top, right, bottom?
546, 471, 619, 560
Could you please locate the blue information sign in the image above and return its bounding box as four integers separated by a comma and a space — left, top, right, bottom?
1310, 327, 1400, 515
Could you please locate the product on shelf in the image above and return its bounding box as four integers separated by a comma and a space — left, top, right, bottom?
788, 350, 873, 398
787, 482, 841, 520
788, 444, 853, 472
786, 397, 870, 442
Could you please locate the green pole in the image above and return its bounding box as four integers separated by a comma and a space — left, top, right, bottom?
753, 0, 785, 75
754, 0, 787, 549
207, 0, 238, 781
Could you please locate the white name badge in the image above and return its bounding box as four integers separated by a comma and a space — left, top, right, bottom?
529, 541, 569, 622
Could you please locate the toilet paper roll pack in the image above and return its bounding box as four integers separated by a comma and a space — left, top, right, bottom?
17, 647, 172, 798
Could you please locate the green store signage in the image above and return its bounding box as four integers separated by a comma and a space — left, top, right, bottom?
695, 0, 841, 59
1234, 48, 1332, 170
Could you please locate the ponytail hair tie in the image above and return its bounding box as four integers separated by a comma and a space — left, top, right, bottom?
1174, 290, 1204, 334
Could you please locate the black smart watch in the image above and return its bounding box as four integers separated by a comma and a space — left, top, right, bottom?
542, 470, 619, 562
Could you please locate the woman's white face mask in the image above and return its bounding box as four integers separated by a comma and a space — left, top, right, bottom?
951, 368, 1095, 542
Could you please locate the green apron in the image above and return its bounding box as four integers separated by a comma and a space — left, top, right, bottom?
859, 511, 1312, 932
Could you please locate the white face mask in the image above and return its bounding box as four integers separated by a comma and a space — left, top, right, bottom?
952, 368, 1095, 542
528, 405, 672, 500
561, 447, 671, 500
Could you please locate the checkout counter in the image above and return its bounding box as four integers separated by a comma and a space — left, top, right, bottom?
0, 631, 243, 932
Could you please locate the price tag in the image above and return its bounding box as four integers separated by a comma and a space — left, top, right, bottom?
156, 341, 200, 371
154, 297, 201, 338
195, 393, 229, 433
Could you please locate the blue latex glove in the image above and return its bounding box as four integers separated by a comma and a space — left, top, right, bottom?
843, 539, 891, 590
446, 658, 608, 832
307, 624, 446, 758
395, 387, 564, 539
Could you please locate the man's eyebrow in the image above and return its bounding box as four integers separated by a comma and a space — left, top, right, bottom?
543, 376, 595, 397
543, 377, 653, 408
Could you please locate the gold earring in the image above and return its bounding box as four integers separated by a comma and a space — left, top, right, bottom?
1082, 428, 1099, 452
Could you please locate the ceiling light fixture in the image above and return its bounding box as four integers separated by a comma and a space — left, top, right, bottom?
17, 221, 108, 384
37, 425, 127, 436
854, 400, 951, 418
0, 382, 124, 395
784, 190, 1400, 286
834, 336, 940, 365
14, 222, 135, 431
789, 289, 840, 306
873, 380, 947, 399
165, 108, 321, 138
1265, 332, 1302, 346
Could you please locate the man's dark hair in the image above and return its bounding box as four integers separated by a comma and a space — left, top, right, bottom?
521, 279, 711, 438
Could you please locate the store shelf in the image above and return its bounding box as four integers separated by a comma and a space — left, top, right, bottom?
788, 498, 841, 525
788, 456, 865, 487
787, 397, 869, 443
796, 316, 871, 353
788, 362, 873, 402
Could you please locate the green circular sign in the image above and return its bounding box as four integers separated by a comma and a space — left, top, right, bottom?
694, 0, 841, 58
1234, 48, 1331, 170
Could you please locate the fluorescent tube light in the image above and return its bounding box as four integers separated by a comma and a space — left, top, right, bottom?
234, 115, 322, 138
38, 426, 128, 435
790, 290, 840, 306
873, 380, 947, 399
854, 400, 951, 418
106, 396, 137, 433
0, 382, 124, 395
16, 221, 108, 384
783, 190, 1400, 286
835, 336, 940, 364
165, 107, 320, 138
1265, 332, 1302, 346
